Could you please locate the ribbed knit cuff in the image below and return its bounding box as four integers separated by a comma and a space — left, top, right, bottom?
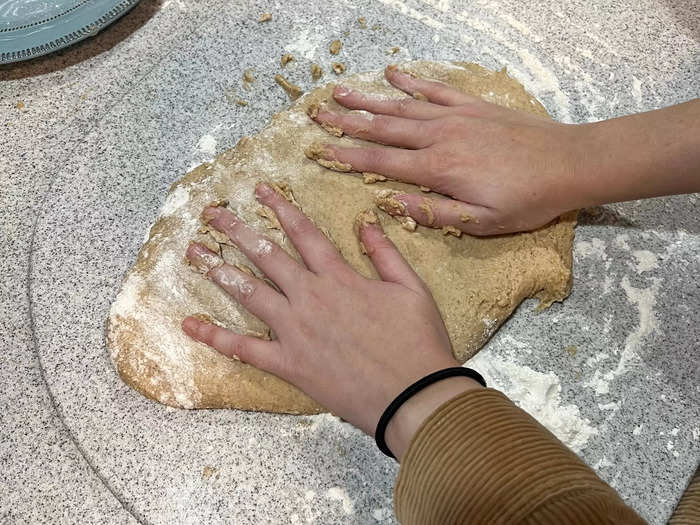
670, 467, 700, 525
394, 388, 645, 524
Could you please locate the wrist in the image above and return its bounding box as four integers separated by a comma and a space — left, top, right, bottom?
384, 375, 483, 461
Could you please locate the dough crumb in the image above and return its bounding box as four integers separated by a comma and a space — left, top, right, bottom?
306, 103, 320, 119
331, 62, 346, 75
304, 143, 352, 171
413, 91, 429, 101
355, 209, 379, 228
375, 189, 407, 216
281, 53, 294, 67
235, 99, 248, 106
192, 313, 215, 324
362, 172, 387, 184
235, 263, 256, 277
275, 74, 303, 100
358, 17, 367, 28
442, 225, 462, 237
419, 185, 431, 192
310, 63, 323, 81
256, 206, 282, 230
269, 181, 299, 206
304, 141, 327, 160
354, 210, 380, 252
397, 216, 417, 231
16, 101, 24, 110
320, 121, 343, 137
459, 213, 473, 223
246, 327, 272, 341
242, 69, 255, 89
319, 158, 352, 172
258, 12, 272, 22
419, 200, 435, 225
387, 46, 400, 55
566, 345, 577, 357
329, 40, 342, 55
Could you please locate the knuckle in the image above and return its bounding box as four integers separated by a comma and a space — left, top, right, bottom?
286, 213, 314, 237
364, 147, 387, 168
372, 115, 391, 133
395, 98, 414, 116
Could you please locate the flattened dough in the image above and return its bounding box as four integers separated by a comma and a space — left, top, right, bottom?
107, 61, 577, 413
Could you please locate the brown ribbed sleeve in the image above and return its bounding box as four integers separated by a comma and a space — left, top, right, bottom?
669, 466, 700, 524
394, 388, 646, 524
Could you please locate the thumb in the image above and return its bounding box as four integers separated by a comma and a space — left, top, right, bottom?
354, 210, 426, 293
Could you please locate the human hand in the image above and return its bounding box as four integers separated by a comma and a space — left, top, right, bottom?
309, 65, 587, 235
182, 183, 481, 457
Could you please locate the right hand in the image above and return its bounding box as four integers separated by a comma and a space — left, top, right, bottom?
182, 183, 482, 459
310, 65, 587, 235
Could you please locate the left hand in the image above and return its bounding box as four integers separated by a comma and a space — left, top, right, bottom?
182, 183, 480, 447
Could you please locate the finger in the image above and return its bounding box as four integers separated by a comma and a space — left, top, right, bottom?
254, 183, 345, 274
201, 206, 303, 292
314, 109, 433, 149
333, 85, 449, 120
375, 192, 494, 236
182, 316, 281, 372
354, 210, 426, 293
385, 65, 479, 106
186, 243, 287, 320
310, 142, 429, 185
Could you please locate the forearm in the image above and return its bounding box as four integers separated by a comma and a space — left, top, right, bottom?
571, 99, 700, 209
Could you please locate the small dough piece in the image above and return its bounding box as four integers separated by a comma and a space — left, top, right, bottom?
108, 61, 577, 413
329, 40, 342, 55
258, 12, 272, 22
375, 189, 407, 216
419, 186, 431, 192
442, 225, 462, 237
460, 213, 473, 223
331, 62, 346, 75
388, 47, 400, 55
413, 91, 429, 101
242, 69, 255, 89
275, 75, 303, 100
304, 142, 353, 172
419, 200, 435, 225
310, 64, 323, 81
397, 216, 417, 231
358, 17, 367, 28
281, 54, 294, 67
362, 172, 388, 184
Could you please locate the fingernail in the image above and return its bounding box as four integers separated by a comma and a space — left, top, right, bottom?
334, 85, 350, 97
386, 64, 399, 74
186, 242, 224, 273
201, 206, 220, 223
255, 182, 274, 199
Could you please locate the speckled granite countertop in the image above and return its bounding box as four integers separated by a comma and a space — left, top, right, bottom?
1, 1, 698, 523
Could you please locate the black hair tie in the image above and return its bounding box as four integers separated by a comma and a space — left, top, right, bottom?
375, 367, 486, 459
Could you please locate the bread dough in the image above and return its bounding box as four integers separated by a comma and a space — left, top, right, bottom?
107, 61, 576, 413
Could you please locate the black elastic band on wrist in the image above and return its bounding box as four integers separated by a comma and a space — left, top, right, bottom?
375, 367, 486, 459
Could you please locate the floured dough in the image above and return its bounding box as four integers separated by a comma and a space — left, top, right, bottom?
107, 61, 576, 413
